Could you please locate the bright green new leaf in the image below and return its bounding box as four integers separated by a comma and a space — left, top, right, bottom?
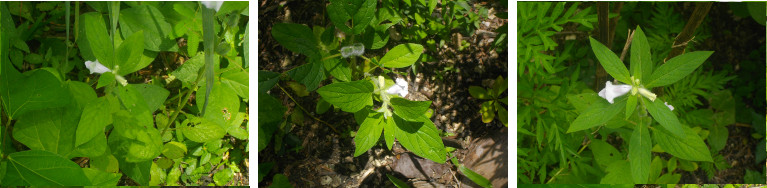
197, 81, 240, 129
393, 115, 446, 163
227, 112, 249, 140
589, 37, 631, 84
83, 168, 121, 186
271, 23, 320, 60
645, 98, 685, 138
629, 124, 652, 183
567, 97, 626, 133
316, 80, 374, 113
480, 101, 495, 123
82, 12, 114, 69
162, 141, 188, 159
213, 168, 234, 185
383, 117, 396, 150
13, 107, 79, 158
287, 60, 326, 91
354, 112, 385, 156
390, 98, 431, 121
76, 96, 113, 146
648, 156, 664, 183
180, 116, 227, 143
4, 150, 91, 185
109, 110, 163, 163
148, 162, 166, 186
327, 0, 377, 35
115, 30, 146, 75
91, 154, 120, 173
0, 69, 71, 119
653, 125, 713, 162
630, 26, 653, 81
644, 51, 713, 88
119, 5, 176, 51
380, 43, 424, 68
469, 86, 490, 99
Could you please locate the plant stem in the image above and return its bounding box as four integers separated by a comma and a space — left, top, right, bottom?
545, 140, 590, 183
277, 84, 339, 134
161, 66, 206, 136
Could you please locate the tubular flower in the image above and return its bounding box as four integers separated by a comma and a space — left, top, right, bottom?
598, 81, 632, 104
638, 87, 657, 101
84, 60, 111, 74
386, 78, 409, 98
665, 102, 674, 111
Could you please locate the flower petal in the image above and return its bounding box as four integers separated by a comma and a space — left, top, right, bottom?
84, 60, 111, 74
201, 1, 223, 12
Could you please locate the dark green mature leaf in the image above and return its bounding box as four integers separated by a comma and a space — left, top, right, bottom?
390, 98, 431, 121
567, 97, 626, 133
82, 12, 114, 69
645, 98, 685, 138
197, 81, 240, 129
626, 95, 637, 119
600, 160, 634, 184
4, 150, 91, 186
269, 174, 293, 188
354, 112, 385, 156
132, 84, 170, 113
629, 124, 651, 183
120, 5, 176, 51
272, 23, 320, 60
287, 61, 326, 91
380, 43, 424, 68
708, 125, 728, 153
76, 96, 113, 146
316, 80, 374, 112
120, 160, 152, 185
327, 0, 377, 35
13, 107, 79, 158
97, 71, 116, 89
109, 110, 163, 163
115, 30, 146, 75
0, 69, 71, 119
644, 51, 713, 88
393, 115, 446, 163
630, 26, 653, 81
469, 86, 490, 99
654, 125, 713, 162
589, 139, 622, 170
589, 37, 631, 84
180, 116, 227, 143
82, 168, 121, 186
67, 81, 99, 110
323, 56, 351, 82
258, 70, 280, 93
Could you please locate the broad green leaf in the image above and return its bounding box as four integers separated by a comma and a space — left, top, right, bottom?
390, 98, 431, 121
316, 80, 374, 112
386, 174, 412, 188
271, 23, 320, 60
645, 98, 685, 138
629, 124, 652, 183
653, 125, 713, 162
469, 86, 490, 99
258, 93, 285, 152
492, 76, 507, 98
626, 95, 637, 119
287, 60, 326, 91
393, 114, 446, 163
589, 139, 623, 169
323, 56, 352, 82
82, 12, 114, 69
120, 160, 152, 185
630, 26, 653, 81
589, 37, 631, 84
148, 162, 166, 186
221, 70, 249, 100
76, 96, 113, 146
83, 168, 121, 186
91, 154, 120, 173
567, 97, 626, 133
4, 150, 90, 186
644, 51, 713, 88
171, 52, 205, 88
115, 30, 146, 75
132, 83, 170, 113
119, 5, 176, 51
480, 101, 495, 123
75, 133, 108, 158
567, 92, 603, 113
165, 163, 182, 185
708, 125, 728, 153
162, 141, 188, 159
258, 70, 280, 93
180, 116, 227, 143
327, 0, 377, 35
354, 112, 385, 156
380, 43, 424, 68
197, 81, 240, 129
600, 160, 634, 184
269, 174, 293, 188
227, 112, 249, 140
655, 173, 682, 184
384, 117, 396, 150
66, 81, 98, 111
0, 69, 71, 118
13, 107, 79, 158
496, 102, 508, 126
649, 156, 664, 183
116, 84, 155, 127
213, 168, 234, 185
109, 110, 163, 163
316, 98, 331, 114
97, 71, 116, 89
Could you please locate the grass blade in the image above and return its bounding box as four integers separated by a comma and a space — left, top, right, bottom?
201, 3, 216, 116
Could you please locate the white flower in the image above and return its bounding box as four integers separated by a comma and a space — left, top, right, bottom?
386, 78, 409, 97
84, 60, 111, 74
201, 1, 223, 12
665, 102, 674, 111
638, 87, 657, 101
598, 81, 632, 104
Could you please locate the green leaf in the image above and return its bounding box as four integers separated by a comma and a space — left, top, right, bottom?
220, 70, 249, 100
316, 80, 374, 112
83, 168, 121, 186
287, 60, 326, 91
380, 43, 424, 68
213, 168, 234, 185
132, 84, 170, 113
271, 23, 320, 60
66, 81, 99, 110
269, 174, 294, 188
644, 51, 713, 88
708, 125, 728, 153
316, 98, 331, 114
386, 174, 412, 188
589, 139, 623, 169
645, 98, 685, 138
116, 84, 155, 127
629, 124, 652, 183
0, 69, 71, 118
383, 117, 396, 150
181, 116, 227, 143
109, 110, 163, 163
76, 96, 113, 146
323, 56, 352, 82
327, 0, 377, 35
496, 103, 508, 126
258, 93, 285, 152
119, 5, 176, 51
162, 141, 188, 159
75, 133, 108, 158
4, 150, 91, 185
630, 26, 653, 81
491, 76, 507, 98
589, 37, 631, 84
120, 160, 152, 185
165, 163, 182, 185
469, 86, 490, 99
115, 30, 146, 75
97, 71, 116, 89
148, 162, 166, 186
655, 173, 681, 184
390, 98, 431, 121
354, 112, 385, 156
567, 97, 626, 133
91, 154, 120, 173
480, 101, 495, 123
453, 159, 492, 188
171, 53, 205, 88
393, 114, 446, 163
654, 125, 713, 162
649, 156, 664, 183
13, 107, 79, 158
600, 160, 634, 184
82, 12, 114, 69
668, 157, 678, 172
226, 112, 249, 140
626, 95, 637, 119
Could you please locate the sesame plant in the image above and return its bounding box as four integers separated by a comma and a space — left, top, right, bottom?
567, 26, 716, 184
469, 75, 508, 126
0, 1, 248, 186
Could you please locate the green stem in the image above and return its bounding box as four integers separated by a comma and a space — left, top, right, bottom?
277, 84, 339, 134
161, 66, 206, 136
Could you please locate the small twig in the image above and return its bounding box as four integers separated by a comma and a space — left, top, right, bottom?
276, 84, 340, 134
619, 29, 635, 62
